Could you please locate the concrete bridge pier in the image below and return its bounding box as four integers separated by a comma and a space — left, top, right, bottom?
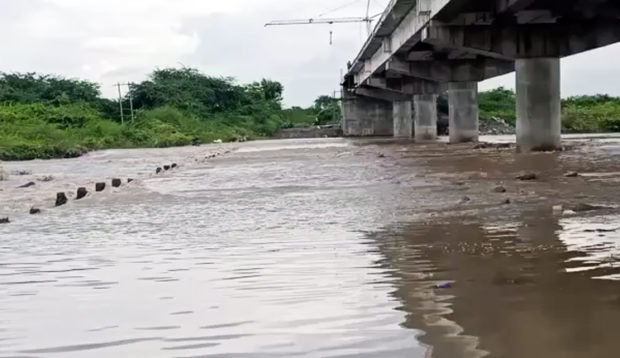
342, 93, 393, 136
414, 94, 438, 141
448, 82, 479, 143
393, 100, 413, 138
516, 58, 562, 152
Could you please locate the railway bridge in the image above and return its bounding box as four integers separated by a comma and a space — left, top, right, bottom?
342, 0, 620, 151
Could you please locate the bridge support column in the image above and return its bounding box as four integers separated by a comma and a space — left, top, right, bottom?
448, 82, 479, 143
393, 100, 412, 138
414, 94, 438, 141
341, 92, 393, 136
516, 58, 561, 152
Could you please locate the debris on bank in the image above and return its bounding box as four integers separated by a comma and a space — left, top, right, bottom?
273, 125, 342, 139
479, 117, 515, 135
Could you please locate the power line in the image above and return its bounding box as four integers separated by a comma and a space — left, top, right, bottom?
316, 0, 361, 18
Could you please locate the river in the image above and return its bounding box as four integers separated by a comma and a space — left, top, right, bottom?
1, 135, 619, 358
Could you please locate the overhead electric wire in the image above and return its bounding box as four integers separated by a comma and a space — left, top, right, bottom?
316, 0, 362, 18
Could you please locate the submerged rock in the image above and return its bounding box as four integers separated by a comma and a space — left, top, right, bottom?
95, 182, 106, 192
76, 187, 88, 200
516, 173, 538, 181
565, 172, 579, 178
55, 192, 68, 207
127, 178, 134, 183
569, 203, 607, 212
493, 185, 507, 193
17, 182, 36, 188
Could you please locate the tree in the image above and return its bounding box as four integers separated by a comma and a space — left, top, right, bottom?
313, 95, 341, 125
0, 72, 100, 105
129, 68, 246, 115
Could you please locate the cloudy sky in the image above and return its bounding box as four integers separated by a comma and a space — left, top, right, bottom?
1, 0, 620, 107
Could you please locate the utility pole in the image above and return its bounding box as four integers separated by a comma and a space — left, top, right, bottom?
115, 82, 136, 124
128, 83, 135, 123
116, 83, 124, 125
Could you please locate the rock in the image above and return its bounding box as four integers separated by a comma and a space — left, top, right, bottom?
493, 185, 507, 193
569, 203, 607, 212
63, 147, 87, 158
171, 163, 178, 169
479, 117, 516, 135
0, 217, 9, 224
163, 165, 171, 171
516, 173, 538, 181
12, 170, 32, 176
503, 198, 511, 205
17, 181, 36, 188
95, 182, 106, 192
434, 282, 452, 289
584, 228, 617, 233
565, 172, 579, 177
76, 187, 88, 200
111, 178, 122, 188
29, 207, 41, 215
192, 139, 202, 146
378, 153, 386, 158
156, 167, 163, 174
460, 196, 471, 203
55, 192, 68, 207
127, 178, 134, 183
37, 175, 54, 182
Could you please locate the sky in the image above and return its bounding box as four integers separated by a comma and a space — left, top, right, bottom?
1, 0, 620, 107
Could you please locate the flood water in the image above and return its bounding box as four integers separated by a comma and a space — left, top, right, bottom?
1, 135, 620, 358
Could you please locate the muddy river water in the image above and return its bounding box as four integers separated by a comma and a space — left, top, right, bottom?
1, 135, 619, 358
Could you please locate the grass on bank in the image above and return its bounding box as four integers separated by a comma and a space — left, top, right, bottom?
478, 88, 620, 132
0, 104, 285, 161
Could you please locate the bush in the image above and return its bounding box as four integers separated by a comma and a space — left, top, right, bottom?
479, 87, 516, 125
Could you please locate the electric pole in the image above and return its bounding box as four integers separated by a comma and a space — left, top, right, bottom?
116, 83, 124, 125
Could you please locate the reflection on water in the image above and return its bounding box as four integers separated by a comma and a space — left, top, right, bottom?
1, 136, 620, 357
376, 206, 620, 358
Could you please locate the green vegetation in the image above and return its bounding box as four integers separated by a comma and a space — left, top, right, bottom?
478, 87, 620, 132
0, 68, 332, 161
478, 87, 516, 123
3, 68, 616, 161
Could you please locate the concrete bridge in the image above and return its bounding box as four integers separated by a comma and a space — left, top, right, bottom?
342, 0, 620, 151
